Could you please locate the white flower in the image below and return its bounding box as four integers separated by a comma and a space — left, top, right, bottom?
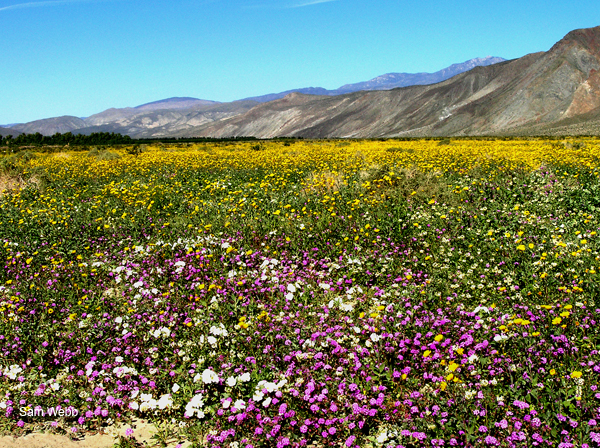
190, 394, 204, 407
287, 284, 297, 293
376, 430, 389, 444
263, 397, 272, 407
172, 383, 180, 393
115, 356, 124, 364
370, 333, 380, 342
133, 281, 144, 289
285, 292, 294, 301
223, 399, 231, 409
234, 399, 246, 410
129, 402, 139, 410
115, 317, 123, 324
184, 394, 205, 419
207, 336, 217, 346
3, 365, 23, 380
319, 283, 331, 290
226, 376, 237, 387
201, 369, 219, 384
157, 394, 173, 410
238, 372, 251, 382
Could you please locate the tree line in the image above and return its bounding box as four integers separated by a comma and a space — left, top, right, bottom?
0, 132, 134, 147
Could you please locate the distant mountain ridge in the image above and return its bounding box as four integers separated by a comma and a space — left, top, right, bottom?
243, 56, 506, 102
3, 57, 507, 138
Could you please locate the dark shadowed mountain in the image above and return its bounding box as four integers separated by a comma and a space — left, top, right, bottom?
181, 26, 600, 138
243, 57, 506, 103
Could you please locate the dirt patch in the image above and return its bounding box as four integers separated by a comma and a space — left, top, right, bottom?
0, 420, 192, 448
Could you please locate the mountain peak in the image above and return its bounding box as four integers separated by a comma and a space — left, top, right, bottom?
559, 25, 600, 54
135, 97, 220, 111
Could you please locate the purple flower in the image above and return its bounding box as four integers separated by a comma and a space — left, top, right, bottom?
485, 436, 499, 446
479, 425, 488, 433
513, 400, 529, 409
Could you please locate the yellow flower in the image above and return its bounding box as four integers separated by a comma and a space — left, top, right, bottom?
434, 334, 443, 342
423, 350, 432, 358
456, 348, 464, 355
552, 317, 562, 325
570, 371, 582, 379
448, 362, 459, 372
560, 311, 570, 318
517, 245, 526, 251
550, 369, 556, 375
439, 381, 447, 391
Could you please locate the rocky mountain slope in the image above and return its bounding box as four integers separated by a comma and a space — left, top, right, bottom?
5, 58, 506, 138
184, 26, 600, 138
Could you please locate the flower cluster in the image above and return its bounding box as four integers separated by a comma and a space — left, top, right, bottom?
0, 139, 599, 446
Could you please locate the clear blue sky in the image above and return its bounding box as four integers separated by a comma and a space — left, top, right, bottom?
2, 0, 599, 124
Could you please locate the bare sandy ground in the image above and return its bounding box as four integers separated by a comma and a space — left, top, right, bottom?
0, 420, 193, 448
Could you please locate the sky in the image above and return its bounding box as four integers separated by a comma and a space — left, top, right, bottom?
1, 0, 600, 125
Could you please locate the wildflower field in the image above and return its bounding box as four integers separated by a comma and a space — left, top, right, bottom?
1, 138, 600, 447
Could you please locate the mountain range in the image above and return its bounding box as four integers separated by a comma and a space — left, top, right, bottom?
2, 57, 505, 138
5, 26, 600, 138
